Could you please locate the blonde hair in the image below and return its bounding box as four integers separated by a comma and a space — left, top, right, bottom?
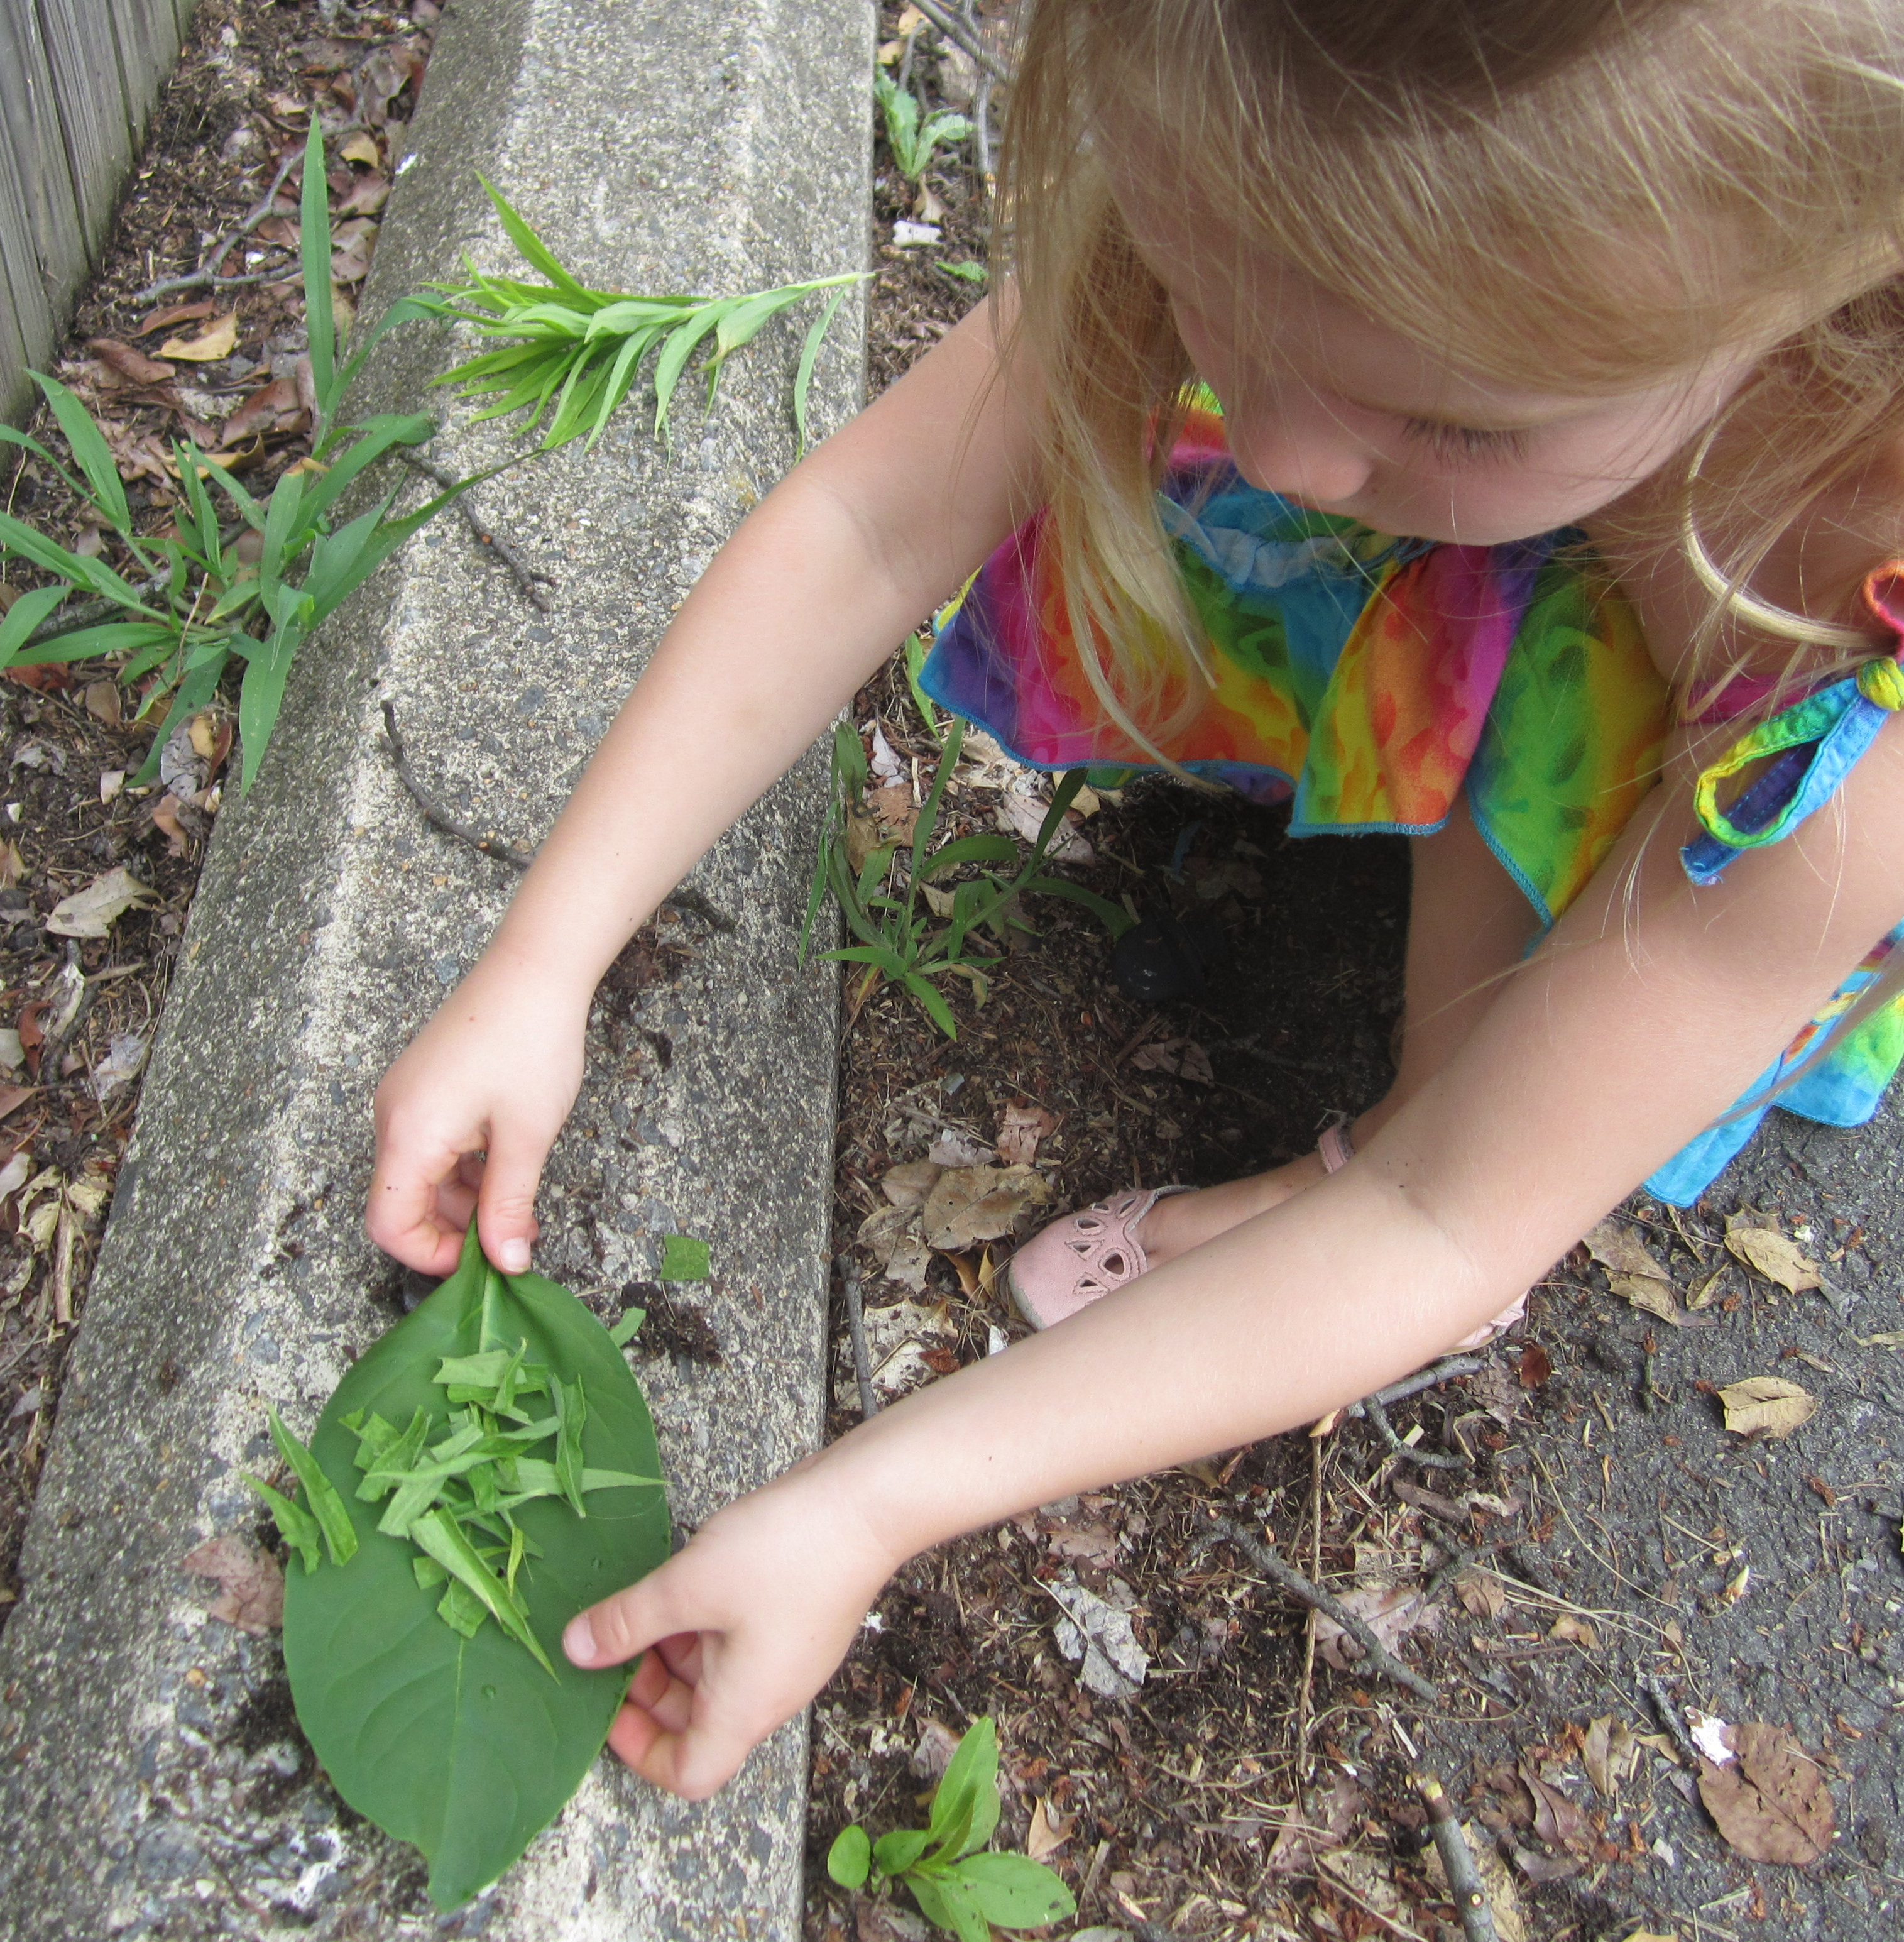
999, 0, 1904, 748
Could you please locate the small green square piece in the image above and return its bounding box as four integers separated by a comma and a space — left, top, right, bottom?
657, 1235, 710, 1281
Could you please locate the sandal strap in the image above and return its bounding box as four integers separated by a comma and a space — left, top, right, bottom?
1318, 1122, 1355, 1173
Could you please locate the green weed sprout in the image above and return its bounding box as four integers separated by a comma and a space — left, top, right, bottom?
874, 70, 974, 182
427, 178, 862, 454
826, 1718, 1075, 1939
801, 711, 1131, 1040
0, 120, 463, 789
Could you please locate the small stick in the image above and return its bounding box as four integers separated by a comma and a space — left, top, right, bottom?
381, 698, 535, 865
1200, 1514, 1438, 1702
380, 701, 736, 930
909, 0, 1011, 81
1360, 1354, 1484, 1412
837, 1254, 878, 1418
1415, 1772, 1499, 1942
128, 152, 301, 305
1363, 1392, 1467, 1471
20, 577, 168, 656
1640, 1671, 1701, 1767
398, 451, 555, 613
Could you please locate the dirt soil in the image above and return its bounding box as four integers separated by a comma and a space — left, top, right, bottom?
0, 0, 437, 1623
802, 11, 1904, 1942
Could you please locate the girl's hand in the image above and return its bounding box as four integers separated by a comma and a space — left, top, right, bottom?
367, 963, 588, 1276
563, 1462, 895, 1799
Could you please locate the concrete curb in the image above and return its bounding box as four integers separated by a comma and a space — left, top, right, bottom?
0, 0, 869, 1933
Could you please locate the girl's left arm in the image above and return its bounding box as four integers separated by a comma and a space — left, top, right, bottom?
567, 721, 1904, 1797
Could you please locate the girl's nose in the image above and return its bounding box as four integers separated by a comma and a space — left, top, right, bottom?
1229, 405, 1375, 507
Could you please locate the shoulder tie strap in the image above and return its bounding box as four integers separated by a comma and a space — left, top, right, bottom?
1680, 566, 1904, 887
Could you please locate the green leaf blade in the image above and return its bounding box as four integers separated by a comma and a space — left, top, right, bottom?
826, 1824, 872, 1890
280, 1226, 671, 1911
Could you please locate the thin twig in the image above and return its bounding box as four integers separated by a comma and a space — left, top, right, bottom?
398, 451, 554, 612
128, 151, 301, 305
1363, 1392, 1468, 1470
379, 700, 735, 930
1200, 1514, 1438, 1702
837, 1254, 879, 1418
964, 0, 993, 184
1640, 1671, 1701, 1767
1415, 1772, 1500, 1942
910, 0, 1012, 81
380, 699, 534, 864
1352, 1354, 1485, 1415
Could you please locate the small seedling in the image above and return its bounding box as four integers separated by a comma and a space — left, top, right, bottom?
801, 713, 1130, 1039
657, 1233, 711, 1282
428, 178, 862, 453
933, 259, 987, 284
826, 1718, 1075, 1939
873, 70, 973, 182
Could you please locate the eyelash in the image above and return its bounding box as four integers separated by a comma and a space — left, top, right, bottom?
1398, 417, 1533, 465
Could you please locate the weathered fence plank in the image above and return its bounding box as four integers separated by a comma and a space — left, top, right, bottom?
0, 2, 89, 342
33, 0, 135, 248
1, 0, 197, 422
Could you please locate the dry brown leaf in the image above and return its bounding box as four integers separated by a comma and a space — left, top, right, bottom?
921, 1163, 1049, 1253
136, 297, 214, 336
1318, 1850, 1406, 1920
0, 1084, 36, 1122
45, 866, 156, 938
843, 796, 884, 874
1686, 1264, 1727, 1310
1313, 1583, 1439, 1672
82, 680, 121, 729
1456, 1567, 1506, 1618
867, 781, 917, 843
1609, 1270, 1681, 1323
160, 314, 238, 362
1698, 1722, 1834, 1865
1726, 1224, 1821, 1295
150, 796, 189, 858
856, 1204, 931, 1291
339, 129, 382, 167
330, 217, 378, 284
996, 1100, 1058, 1165
1583, 1715, 1639, 1799
86, 337, 175, 387
1718, 1376, 1818, 1439
1519, 1758, 1594, 1857
1046, 1518, 1119, 1566
219, 375, 306, 446
1025, 1797, 1071, 1863
1548, 1614, 1599, 1650
879, 1159, 943, 1210
182, 1534, 284, 1634
1584, 1217, 1669, 1281
1130, 1036, 1215, 1085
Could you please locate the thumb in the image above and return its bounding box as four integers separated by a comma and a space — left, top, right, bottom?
475, 1125, 547, 1275
565, 1563, 689, 1669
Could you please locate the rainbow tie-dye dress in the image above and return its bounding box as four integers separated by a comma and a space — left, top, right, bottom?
921, 403, 1904, 1205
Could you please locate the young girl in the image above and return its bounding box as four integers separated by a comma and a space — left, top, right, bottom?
368, 0, 1904, 1797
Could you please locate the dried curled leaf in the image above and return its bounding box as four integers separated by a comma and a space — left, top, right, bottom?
1725, 1221, 1821, 1295
183, 1535, 285, 1635
921, 1163, 1050, 1253
1698, 1722, 1834, 1865
1717, 1376, 1818, 1439
45, 866, 156, 937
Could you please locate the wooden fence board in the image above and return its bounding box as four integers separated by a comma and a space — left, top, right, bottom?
1, 0, 199, 424
0, 1, 89, 326
35, 0, 136, 252
112, 0, 185, 145
0, 96, 54, 423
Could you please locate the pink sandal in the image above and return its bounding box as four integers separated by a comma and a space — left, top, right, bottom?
1320, 1124, 1526, 1348
1006, 1184, 1195, 1330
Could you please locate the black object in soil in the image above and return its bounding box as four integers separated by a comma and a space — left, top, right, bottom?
1112, 909, 1228, 1003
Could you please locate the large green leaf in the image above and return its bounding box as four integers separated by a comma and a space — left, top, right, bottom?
281, 1228, 671, 1909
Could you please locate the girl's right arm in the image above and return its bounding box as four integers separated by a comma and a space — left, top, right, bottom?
368, 296, 1042, 1275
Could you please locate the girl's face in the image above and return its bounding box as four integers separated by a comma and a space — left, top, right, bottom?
1112, 165, 1760, 546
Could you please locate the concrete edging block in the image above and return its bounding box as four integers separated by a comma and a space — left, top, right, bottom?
0, 0, 870, 1933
